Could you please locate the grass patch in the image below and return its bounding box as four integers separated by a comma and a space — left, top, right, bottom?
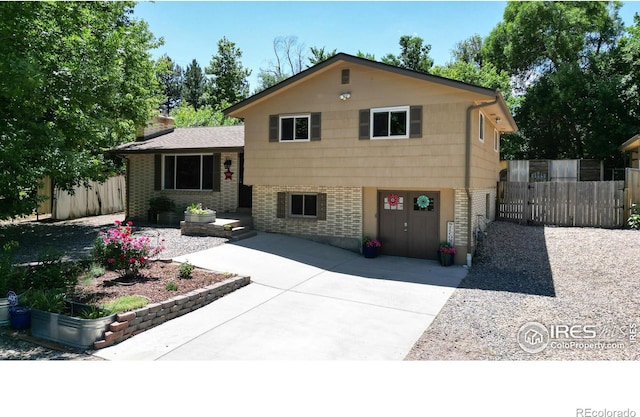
102, 295, 149, 314
78, 263, 106, 285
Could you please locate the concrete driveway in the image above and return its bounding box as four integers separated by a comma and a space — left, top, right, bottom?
94, 232, 466, 360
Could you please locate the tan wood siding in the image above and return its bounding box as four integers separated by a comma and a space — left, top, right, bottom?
237, 62, 498, 189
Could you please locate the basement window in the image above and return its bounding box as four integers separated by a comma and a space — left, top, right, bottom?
290, 193, 318, 217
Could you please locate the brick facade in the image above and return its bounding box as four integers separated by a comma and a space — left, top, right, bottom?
453, 187, 495, 255
253, 185, 363, 251
126, 152, 239, 221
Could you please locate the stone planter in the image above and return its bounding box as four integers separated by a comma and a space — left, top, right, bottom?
30, 306, 116, 350
184, 210, 216, 223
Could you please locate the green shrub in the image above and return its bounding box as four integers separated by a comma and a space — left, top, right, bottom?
628, 204, 640, 230
0, 240, 28, 296
26, 248, 79, 291
165, 281, 178, 291
23, 288, 66, 314
178, 261, 194, 279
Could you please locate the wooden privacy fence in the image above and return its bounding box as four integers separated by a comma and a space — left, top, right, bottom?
51, 175, 126, 220
498, 181, 625, 228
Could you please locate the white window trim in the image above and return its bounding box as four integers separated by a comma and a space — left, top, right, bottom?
279, 114, 311, 142
162, 154, 213, 191
370, 105, 410, 140
494, 129, 499, 152
289, 193, 318, 218
479, 112, 485, 142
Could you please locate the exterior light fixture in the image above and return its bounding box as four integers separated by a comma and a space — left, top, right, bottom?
224, 159, 232, 169
339, 92, 351, 101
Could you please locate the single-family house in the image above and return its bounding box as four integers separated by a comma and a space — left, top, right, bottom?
224, 53, 517, 264
115, 114, 250, 222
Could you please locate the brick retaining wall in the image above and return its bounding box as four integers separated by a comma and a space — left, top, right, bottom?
93, 275, 250, 349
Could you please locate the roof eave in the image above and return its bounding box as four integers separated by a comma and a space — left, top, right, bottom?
620, 134, 640, 152
114, 146, 244, 155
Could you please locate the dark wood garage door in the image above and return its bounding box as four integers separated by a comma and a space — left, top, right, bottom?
378, 191, 440, 259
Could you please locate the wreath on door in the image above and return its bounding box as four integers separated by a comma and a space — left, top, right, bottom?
387, 193, 400, 207
416, 195, 430, 209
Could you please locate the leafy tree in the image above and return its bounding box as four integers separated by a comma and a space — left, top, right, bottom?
182, 59, 206, 110
452, 34, 484, 67
356, 51, 377, 61
309, 46, 337, 66
156, 54, 184, 110
0, 1, 161, 219
482, 1, 638, 169
381, 35, 434, 73
255, 36, 307, 92
484, 1, 622, 77
618, 14, 640, 120
170, 103, 241, 127
205, 36, 251, 106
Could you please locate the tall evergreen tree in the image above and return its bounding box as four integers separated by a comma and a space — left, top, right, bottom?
156, 54, 183, 110
181, 59, 205, 110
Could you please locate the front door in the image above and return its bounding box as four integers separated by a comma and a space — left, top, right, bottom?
238, 153, 252, 209
378, 191, 440, 259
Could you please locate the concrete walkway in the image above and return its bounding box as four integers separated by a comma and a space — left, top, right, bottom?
94, 233, 467, 360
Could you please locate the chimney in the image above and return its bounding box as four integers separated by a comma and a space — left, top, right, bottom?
136, 107, 175, 141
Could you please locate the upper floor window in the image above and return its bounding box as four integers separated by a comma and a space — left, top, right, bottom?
163, 154, 213, 190
479, 112, 485, 142
280, 115, 310, 142
270, 113, 321, 142
371, 106, 410, 139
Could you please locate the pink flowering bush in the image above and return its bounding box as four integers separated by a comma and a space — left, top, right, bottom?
91, 221, 164, 279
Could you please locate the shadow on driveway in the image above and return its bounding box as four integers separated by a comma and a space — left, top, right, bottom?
230, 232, 467, 288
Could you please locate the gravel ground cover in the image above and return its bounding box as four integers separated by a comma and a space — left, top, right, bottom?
1, 212, 227, 360
406, 221, 640, 360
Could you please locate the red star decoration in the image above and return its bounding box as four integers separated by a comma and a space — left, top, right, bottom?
224, 169, 234, 180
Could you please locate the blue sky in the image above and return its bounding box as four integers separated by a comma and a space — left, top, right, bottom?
134, 1, 640, 90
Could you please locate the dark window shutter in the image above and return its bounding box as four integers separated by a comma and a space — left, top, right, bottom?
317, 193, 327, 220
341, 69, 350, 84
269, 115, 279, 142
310, 112, 321, 141
212, 153, 221, 192
276, 192, 286, 218
359, 109, 370, 140
154, 154, 162, 190
410, 106, 422, 138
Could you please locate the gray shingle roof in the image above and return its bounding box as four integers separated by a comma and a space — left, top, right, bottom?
115, 125, 244, 153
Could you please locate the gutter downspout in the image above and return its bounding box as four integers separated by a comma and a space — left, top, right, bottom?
465, 96, 499, 266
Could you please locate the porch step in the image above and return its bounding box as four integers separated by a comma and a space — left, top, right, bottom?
180, 212, 256, 241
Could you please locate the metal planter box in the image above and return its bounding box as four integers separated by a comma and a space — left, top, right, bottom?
184, 210, 216, 223
30, 308, 116, 350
